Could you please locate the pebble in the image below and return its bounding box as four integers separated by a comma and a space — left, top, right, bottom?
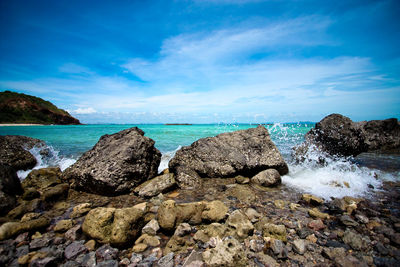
293, 239, 307, 255
64, 241, 87, 260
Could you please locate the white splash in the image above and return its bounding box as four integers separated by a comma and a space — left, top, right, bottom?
17, 145, 77, 179
158, 146, 181, 173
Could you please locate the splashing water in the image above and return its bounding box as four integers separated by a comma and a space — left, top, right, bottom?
17, 145, 77, 179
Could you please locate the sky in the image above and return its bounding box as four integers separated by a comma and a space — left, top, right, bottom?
0, 0, 399, 124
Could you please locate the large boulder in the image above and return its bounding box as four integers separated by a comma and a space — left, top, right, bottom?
0, 135, 44, 171
63, 127, 161, 195
0, 165, 23, 215
169, 126, 288, 189
294, 114, 400, 158
82, 206, 145, 246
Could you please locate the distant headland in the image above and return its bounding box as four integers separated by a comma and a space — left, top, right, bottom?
0, 91, 81, 125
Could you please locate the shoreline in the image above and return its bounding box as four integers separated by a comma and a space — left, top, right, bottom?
0, 123, 45, 126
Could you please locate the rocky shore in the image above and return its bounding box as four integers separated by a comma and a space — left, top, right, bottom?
0, 114, 399, 266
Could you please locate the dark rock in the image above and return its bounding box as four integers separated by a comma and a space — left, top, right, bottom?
0, 240, 15, 265
137, 255, 158, 267
0, 165, 23, 214
42, 183, 69, 202
0, 135, 44, 171
30, 237, 51, 250
373, 257, 400, 267
22, 187, 41, 200
97, 260, 118, 267
81, 252, 96, 267
340, 214, 359, 227
375, 242, 389, 255
64, 241, 87, 260
95, 244, 118, 262
169, 126, 288, 188
7, 198, 41, 219
325, 240, 350, 250
294, 114, 400, 158
298, 228, 313, 239
65, 224, 81, 241
30, 256, 57, 267
157, 252, 174, 267
130, 253, 143, 265
63, 127, 161, 195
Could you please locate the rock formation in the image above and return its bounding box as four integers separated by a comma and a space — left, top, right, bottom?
294, 114, 400, 158
63, 127, 161, 195
169, 125, 288, 188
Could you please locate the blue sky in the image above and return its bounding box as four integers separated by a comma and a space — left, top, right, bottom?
0, 0, 399, 123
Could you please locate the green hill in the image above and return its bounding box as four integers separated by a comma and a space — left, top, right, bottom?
0, 91, 81, 125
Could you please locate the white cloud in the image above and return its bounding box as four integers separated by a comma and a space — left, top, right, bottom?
72, 107, 97, 114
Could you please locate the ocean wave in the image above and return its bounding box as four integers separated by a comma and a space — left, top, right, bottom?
158, 146, 181, 173
17, 144, 77, 179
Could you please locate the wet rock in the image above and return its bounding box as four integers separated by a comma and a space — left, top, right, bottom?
294, 114, 400, 158
63, 127, 161, 195
157, 252, 174, 267
29, 256, 57, 267
193, 223, 230, 243
29, 236, 51, 250
225, 184, 256, 204
70, 203, 91, 218
274, 199, 286, 209
308, 208, 329, 219
0, 165, 22, 215
54, 219, 73, 232
9, 199, 41, 219
82, 206, 144, 246
201, 200, 228, 222
130, 253, 143, 265
375, 242, 389, 255
355, 214, 369, 224
202, 237, 247, 267
174, 223, 192, 237
373, 256, 400, 266
248, 238, 265, 253
251, 169, 281, 187
342, 229, 368, 251
42, 183, 69, 202
64, 241, 87, 260
15, 232, 29, 243
97, 260, 118, 267
65, 224, 81, 241
226, 210, 254, 239
81, 251, 96, 267
252, 252, 279, 267
256, 220, 287, 242
22, 187, 40, 200
84, 240, 96, 251
137, 255, 158, 267
0, 135, 44, 171
245, 208, 261, 223
169, 126, 288, 188
95, 244, 118, 262
164, 235, 195, 255
135, 234, 160, 247
268, 238, 288, 259
134, 173, 175, 197
157, 200, 177, 231
292, 239, 307, 255
340, 214, 359, 227
302, 194, 324, 205
142, 219, 160, 236
308, 219, 326, 231
0, 217, 50, 240
21, 167, 62, 191
297, 228, 313, 239
235, 175, 249, 184
322, 247, 346, 261
21, 212, 41, 222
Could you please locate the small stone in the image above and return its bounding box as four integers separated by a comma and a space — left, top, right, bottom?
293, 239, 307, 255
15, 232, 29, 243
202, 237, 247, 266
308, 208, 329, 219
245, 208, 261, 223
308, 219, 325, 231
135, 234, 160, 247
31, 232, 42, 239
85, 240, 96, 251
30, 236, 51, 250
119, 258, 130, 266
21, 212, 41, 222
355, 214, 369, 224
133, 202, 148, 212
306, 234, 318, 243
340, 214, 358, 227
70, 203, 92, 218
96, 244, 118, 261
142, 219, 159, 236
226, 210, 254, 239
130, 253, 143, 265
54, 219, 73, 232
249, 239, 265, 252
269, 239, 287, 259
150, 247, 163, 259
157, 252, 174, 267
297, 228, 313, 239
174, 223, 192, 237
235, 176, 250, 184
251, 169, 281, 187
65, 224, 81, 241
81, 251, 96, 267
289, 203, 300, 211
302, 194, 324, 205
342, 230, 367, 251
97, 260, 118, 267
274, 200, 286, 209
64, 241, 87, 260
202, 200, 228, 222
132, 243, 148, 253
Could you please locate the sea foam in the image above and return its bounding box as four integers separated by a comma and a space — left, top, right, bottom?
17, 145, 77, 179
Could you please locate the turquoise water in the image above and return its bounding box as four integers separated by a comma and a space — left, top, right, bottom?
1, 123, 398, 199
0, 123, 312, 158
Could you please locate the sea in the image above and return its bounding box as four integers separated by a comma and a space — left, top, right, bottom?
1, 123, 399, 200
